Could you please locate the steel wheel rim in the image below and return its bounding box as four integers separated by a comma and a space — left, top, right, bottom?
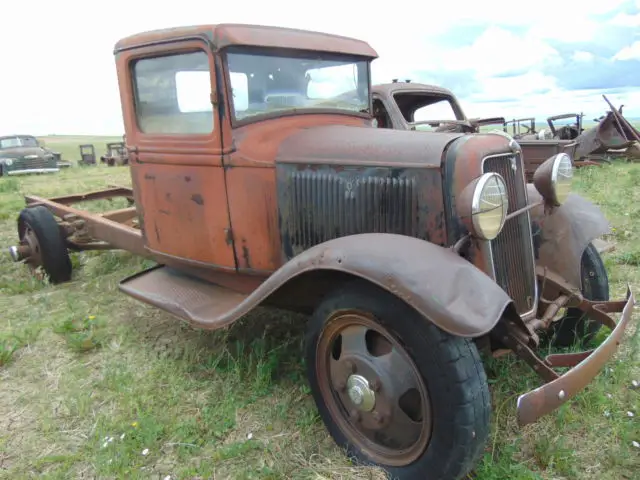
20, 224, 45, 279
316, 310, 432, 466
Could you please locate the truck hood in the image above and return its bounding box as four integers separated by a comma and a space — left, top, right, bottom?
0, 146, 47, 158
276, 124, 464, 168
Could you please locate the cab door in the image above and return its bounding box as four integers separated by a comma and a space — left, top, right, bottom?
117, 40, 236, 270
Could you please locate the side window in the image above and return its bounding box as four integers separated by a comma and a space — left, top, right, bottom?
133, 50, 214, 135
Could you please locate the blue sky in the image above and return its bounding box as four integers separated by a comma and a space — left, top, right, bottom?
1, 0, 639, 135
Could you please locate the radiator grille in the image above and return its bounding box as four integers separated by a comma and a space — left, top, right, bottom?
283, 171, 418, 253
483, 154, 537, 314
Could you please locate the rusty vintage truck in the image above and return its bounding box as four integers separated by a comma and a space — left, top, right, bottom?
7, 24, 635, 480
371, 81, 581, 179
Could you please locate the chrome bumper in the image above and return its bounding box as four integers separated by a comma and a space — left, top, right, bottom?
7, 168, 60, 175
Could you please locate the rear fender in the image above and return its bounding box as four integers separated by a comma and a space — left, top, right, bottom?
268, 233, 513, 337
527, 185, 611, 287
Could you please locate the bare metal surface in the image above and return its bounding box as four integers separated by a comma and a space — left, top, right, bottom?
119, 233, 514, 337
517, 287, 635, 426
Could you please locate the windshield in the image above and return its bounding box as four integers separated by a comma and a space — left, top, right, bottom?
226, 48, 370, 122
0, 136, 39, 149
393, 93, 460, 132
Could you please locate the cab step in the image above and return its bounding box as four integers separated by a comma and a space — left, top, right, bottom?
119, 265, 249, 329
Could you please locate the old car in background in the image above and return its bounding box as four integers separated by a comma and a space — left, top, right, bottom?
100, 137, 129, 166
0, 134, 61, 176
7, 24, 635, 480
371, 81, 581, 179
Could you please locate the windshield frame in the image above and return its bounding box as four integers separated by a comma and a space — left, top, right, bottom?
0, 135, 40, 150
221, 46, 373, 128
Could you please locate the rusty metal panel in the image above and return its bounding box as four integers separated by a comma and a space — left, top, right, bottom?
277, 166, 423, 258
527, 185, 611, 288
131, 164, 236, 268
225, 166, 281, 273
277, 124, 462, 168
114, 24, 379, 59
119, 233, 515, 338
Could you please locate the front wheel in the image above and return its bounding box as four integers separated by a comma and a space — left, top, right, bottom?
548, 242, 609, 348
305, 281, 490, 479
17, 206, 72, 284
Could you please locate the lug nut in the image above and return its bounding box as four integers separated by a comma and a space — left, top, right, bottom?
370, 379, 381, 392
345, 361, 356, 373
350, 409, 360, 421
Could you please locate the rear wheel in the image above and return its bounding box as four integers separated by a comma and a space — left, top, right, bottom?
17, 206, 72, 284
548, 242, 609, 347
305, 281, 490, 479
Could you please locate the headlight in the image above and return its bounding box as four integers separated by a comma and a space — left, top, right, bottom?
457, 172, 509, 241
533, 153, 573, 206
0, 158, 14, 166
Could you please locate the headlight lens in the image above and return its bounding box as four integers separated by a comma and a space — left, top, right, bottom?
551, 153, 573, 204
533, 153, 573, 206
471, 173, 509, 240
0, 158, 14, 166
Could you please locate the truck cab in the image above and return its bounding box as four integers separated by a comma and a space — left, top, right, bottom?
8, 24, 634, 480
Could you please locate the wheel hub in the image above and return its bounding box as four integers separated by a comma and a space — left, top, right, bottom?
347, 374, 375, 411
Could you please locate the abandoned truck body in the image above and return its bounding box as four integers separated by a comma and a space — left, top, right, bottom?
7, 24, 635, 480
371, 82, 580, 180
0, 134, 60, 176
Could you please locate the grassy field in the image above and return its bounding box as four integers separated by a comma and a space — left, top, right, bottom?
0, 136, 639, 480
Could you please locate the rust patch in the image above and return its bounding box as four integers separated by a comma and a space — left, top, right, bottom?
191, 193, 204, 206
242, 242, 251, 269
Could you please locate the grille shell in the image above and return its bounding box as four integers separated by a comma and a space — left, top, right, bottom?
482, 153, 538, 315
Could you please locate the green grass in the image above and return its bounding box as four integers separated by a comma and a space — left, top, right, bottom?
0, 139, 638, 479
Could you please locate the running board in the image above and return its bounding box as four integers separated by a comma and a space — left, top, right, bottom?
119, 265, 249, 329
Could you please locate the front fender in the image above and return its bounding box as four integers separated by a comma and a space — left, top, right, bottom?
527, 185, 611, 287
273, 233, 513, 337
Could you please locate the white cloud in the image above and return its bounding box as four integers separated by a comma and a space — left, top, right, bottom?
462, 89, 640, 121
610, 13, 640, 26
470, 72, 559, 101
0, 0, 636, 135
613, 41, 640, 61
572, 51, 595, 62
439, 27, 562, 77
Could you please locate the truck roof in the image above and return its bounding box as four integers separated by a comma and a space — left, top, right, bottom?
373, 82, 455, 97
114, 23, 378, 58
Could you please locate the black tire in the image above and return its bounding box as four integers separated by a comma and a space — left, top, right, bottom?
18, 206, 72, 284
548, 242, 609, 347
305, 280, 490, 480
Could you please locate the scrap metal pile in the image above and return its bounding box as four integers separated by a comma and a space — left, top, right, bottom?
503, 95, 640, 167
